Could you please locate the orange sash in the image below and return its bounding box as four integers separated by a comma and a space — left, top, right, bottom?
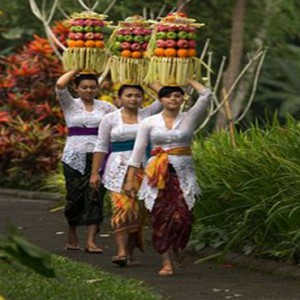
145, 147, 191, 189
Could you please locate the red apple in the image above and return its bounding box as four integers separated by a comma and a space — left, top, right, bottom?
188, 40, 197, 48
121, 42, 131, 50
165, 39, 177, 48
156, 39, 166, 48
94, 33, 104, 40
133, 28, 143, 35
131, 42, 141, 51
122, 29, 132, 35
158, 25, 168, 32
92, 19, 104, 26
186, 27, 197, 33
142, 29, 151, 35
84, 32, 94, 40
167, 25, 177, 32
68, 32, 77, 39
84, 19, 94, 26
141, 42, 148, 50
73, 19, 85, 26
74, 32, 84, 40
177, 39, 189, 49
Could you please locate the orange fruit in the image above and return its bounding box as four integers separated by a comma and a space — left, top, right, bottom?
75, 40, 85, 47
154, 48, 165, 57
177, 49, 189, 58
67, 40, 77, 48
95, 40, 105, 48
85, 40, 95, 47
121, 50, 132, 58
131, 51, 143, 58
187, 48, 197, 57
164, 48, 177, 58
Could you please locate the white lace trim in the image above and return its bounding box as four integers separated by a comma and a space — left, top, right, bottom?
62, 150, 88, 174
102, 152, 130, 193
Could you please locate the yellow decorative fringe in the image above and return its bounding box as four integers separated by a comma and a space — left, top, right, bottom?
144, 57, 201, 86
109, 56, 149, 85
62, 48, 108, 73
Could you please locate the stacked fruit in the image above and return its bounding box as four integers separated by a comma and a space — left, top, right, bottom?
144, 12, 205, 85
151, 12, 201, 58
108, 16, 151, 84
154, 24, 197, 58
63, 12, 110, 73
67, 17, 105, 49
110, 15, 151, 59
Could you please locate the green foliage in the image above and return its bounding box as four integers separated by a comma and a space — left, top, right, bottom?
0, 25, 68, 190
0, 225, 56, 278
0, 0, 42, 54
253, 45, 300, 121
191, 117, 300, 261
0, 254, 161, 300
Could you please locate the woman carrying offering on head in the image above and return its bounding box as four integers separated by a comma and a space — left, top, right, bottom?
124, 80, 211, 275
56, 70, 116, 253
89, 83, 162, 267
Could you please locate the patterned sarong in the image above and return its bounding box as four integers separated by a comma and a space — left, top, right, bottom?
151, 165, 193, 254
110, 170, 145, 252
63, 153, 106, 226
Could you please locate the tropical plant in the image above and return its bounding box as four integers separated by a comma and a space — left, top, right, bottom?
0, 22, 68, 189
191, 117, 300, 262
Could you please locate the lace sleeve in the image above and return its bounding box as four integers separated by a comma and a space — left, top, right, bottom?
94, 114, 112, 153
140, 99, 162, 116
184, 88, 211, 129
55, 87, 74, 110
128, 119, 151, 168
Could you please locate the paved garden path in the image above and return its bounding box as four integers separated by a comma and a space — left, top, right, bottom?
1, 194, 300, 300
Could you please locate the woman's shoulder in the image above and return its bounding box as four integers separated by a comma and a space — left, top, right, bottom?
94, 99, 116, 111
101, 109, 119, 121
140, 112, 161, 124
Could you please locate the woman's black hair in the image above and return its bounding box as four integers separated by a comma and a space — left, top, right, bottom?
74, 74, 99, 87
158, 86, 184, 99
117, 84, 144, 97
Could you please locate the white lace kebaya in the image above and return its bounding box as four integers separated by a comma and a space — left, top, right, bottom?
128, 88, 211, 211
93, 100, 162, 193
56, 88, 116, 174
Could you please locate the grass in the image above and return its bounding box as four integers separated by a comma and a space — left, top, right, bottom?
0, 255, 161, 300
191, 117, 300, 262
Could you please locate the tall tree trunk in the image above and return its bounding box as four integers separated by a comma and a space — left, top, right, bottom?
231, 0, 274, 119
215, 0, 247, 130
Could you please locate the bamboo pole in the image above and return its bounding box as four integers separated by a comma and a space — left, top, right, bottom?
222, 88, 236, 147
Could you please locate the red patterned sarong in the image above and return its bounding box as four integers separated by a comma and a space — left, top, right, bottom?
151, 166, 193, 254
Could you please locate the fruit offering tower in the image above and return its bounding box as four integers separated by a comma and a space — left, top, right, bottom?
144, 12, 204, 86
108, 15, 152, 84
63, 11, 111, 73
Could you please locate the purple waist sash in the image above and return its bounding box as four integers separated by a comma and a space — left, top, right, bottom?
68, 127, 98, 136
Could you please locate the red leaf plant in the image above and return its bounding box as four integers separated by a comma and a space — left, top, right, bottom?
0, 22, 69, 189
